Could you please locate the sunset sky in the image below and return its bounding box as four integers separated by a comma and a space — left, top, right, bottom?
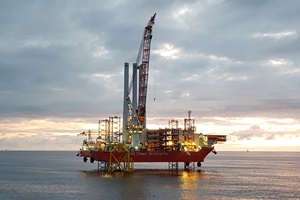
0, 0, 299, 151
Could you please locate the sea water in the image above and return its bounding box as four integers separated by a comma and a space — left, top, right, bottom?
0, 151, 299, 200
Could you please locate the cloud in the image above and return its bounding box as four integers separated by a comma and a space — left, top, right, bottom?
153, 44, 180, 59
230, 125, 265, 141
253, 31, 297, 39
0, 117, 98, 150
0, 0, 300, 150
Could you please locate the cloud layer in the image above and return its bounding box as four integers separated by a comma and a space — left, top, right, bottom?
0, 0, 299, 150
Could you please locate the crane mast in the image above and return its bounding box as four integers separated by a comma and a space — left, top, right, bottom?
137, 13, 156, 126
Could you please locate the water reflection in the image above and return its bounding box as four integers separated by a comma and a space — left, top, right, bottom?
180, 170, 203, 200
1, 151, 299, 199
80, 169, 218, 200
180, 171, 198, 189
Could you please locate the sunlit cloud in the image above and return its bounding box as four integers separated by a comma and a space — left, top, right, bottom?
267, 58, 291, 66
174, 6, 192, 17
153, 44, 180, 59
233, 137, 300, 148
264, 58, 300, 75
208, 54, 229, 62
180, 92, 190, 97
193, 117, 300, 144
164, 90, 172, 93
0, 118, 97, 137
253, 31, 297, 39
0, 118, 101, 150
217, 74, 249, 81
92, 73, 113, 79
172, 5, 193, 26
1, 116, 298, 151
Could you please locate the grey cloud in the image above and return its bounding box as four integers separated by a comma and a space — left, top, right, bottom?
230, 125, 265, 141
1, 0, 300, 121
228, 124, 300, 142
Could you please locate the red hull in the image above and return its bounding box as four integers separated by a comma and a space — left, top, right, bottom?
80, 147, 214, 163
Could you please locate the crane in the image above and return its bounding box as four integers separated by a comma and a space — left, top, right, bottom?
123, 13, 156, 147
136, 12, 156, 126
125, 13, 156, 126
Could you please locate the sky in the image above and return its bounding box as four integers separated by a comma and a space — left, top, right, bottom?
0, 0, 299, 151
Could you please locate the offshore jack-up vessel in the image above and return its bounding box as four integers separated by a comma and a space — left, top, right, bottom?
77, 13, 226, 172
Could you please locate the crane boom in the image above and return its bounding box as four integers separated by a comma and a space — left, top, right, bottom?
137, 13, 156, 126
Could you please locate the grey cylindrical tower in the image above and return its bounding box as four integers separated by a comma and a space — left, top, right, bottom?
122, 62, 129, 143
132, 63, 138, 115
